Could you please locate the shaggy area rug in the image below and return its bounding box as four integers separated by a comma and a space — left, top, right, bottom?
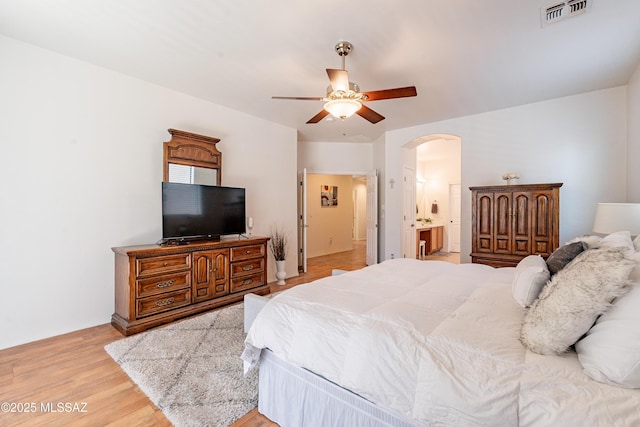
105, 304, 257, 427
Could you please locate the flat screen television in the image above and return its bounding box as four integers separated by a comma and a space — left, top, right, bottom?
161, 182, 246, 244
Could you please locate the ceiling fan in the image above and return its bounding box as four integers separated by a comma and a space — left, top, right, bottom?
272, 41, 417, 124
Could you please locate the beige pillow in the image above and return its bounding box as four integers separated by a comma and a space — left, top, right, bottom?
512, 255, 550, 307
599, 231, 635, 255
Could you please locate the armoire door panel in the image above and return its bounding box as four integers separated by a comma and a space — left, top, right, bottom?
478, 194, 493, 235
479, 237, 492, 250
495, 194, 511, 236
476, 193, 494, 253
533, 192, 551, 238
496, 238, 510, 252
515, 239, 530, 253
534, 240, 551, 254
494, 194, 511, 253
513, 193, 530, 237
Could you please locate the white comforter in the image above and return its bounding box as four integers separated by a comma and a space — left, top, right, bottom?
243, 258, 640, 426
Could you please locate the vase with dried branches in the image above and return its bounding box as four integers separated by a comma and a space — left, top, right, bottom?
269, 228, 288, 285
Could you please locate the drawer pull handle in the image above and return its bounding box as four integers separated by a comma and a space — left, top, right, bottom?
156, 297, 175, 307
242, 265, 254, 271
245, 250, 251, 254
157, 280, 174, 288
242, 278, 253, 286
163, 262, 168, 266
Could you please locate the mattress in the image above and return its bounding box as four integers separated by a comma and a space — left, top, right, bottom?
242, 258, 640, 426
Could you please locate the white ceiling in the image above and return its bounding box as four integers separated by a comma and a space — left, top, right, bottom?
1, 0, 639, 143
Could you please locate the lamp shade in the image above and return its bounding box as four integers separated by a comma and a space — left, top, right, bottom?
592, 203, 640, 235
324, 99, 361, 119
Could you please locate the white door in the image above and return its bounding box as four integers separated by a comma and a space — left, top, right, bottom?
297, 168, 308, 272
366, 170, 378, 265
402, 167, 416, 258
449, 183, 461, 252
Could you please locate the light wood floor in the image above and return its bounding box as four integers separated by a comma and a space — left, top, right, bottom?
0, 242, 459, 427
0, 242, 367, 427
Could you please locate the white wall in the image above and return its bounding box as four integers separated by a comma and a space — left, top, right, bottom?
385, 87, 628, 263
628, 62, 640, 202
297, 141, 373, 174
0, 35, 298, 349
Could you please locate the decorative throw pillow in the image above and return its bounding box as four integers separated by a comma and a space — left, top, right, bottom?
545, 241, 585, 275
576, 252, 640, 388
566, 234, 602, 249
512, 255, 550, 307
520, 247, 635, 355
598, 230, 635, 255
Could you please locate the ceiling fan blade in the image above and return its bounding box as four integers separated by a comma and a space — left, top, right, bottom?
356, 105, 385, 124
306, 109, 330, 124
326, 69, 350, 92
272, 96, 324, 101
362, 86, 417, 101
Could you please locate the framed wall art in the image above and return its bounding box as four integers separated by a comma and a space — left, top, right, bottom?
321, 185, 338, 207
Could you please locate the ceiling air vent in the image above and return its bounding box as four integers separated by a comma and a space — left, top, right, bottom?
541, 0, 593, 27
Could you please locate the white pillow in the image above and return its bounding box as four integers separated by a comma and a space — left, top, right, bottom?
599, 230, 635, 254
520, 247, 635, 355
576, 252, 640, 388
634, 234, 640, 252
512, 255, 550, 307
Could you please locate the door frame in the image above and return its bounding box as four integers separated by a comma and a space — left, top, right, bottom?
297, 169, 378, 267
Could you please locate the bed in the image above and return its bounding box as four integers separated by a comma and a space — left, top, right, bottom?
242, 233, 640, 426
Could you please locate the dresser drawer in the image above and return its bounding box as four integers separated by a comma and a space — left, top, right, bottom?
136, 272, 191, 299
230, 244, 265, 262
231, 258, 264, 278
136, 253, 191, 277
136, 288, 191, 318
230, 272, 265, 293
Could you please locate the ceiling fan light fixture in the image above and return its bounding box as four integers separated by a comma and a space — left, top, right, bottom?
323, 99, 362, 120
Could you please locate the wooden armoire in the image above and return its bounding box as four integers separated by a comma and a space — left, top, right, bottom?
470, 183, 562, 267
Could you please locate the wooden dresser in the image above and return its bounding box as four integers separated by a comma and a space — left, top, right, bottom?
111, 237, 270, 335
470, 183, 562, 267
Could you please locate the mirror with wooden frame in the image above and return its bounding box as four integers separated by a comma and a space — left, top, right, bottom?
163, 128, 222, 186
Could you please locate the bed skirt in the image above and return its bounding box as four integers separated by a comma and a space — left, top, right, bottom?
258, 349, 419, 427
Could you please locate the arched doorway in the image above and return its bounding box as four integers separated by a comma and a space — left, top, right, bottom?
402, 134, 461, 259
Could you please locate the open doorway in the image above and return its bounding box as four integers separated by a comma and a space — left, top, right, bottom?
408, 134, 462, 259
298, 171, 378, 272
